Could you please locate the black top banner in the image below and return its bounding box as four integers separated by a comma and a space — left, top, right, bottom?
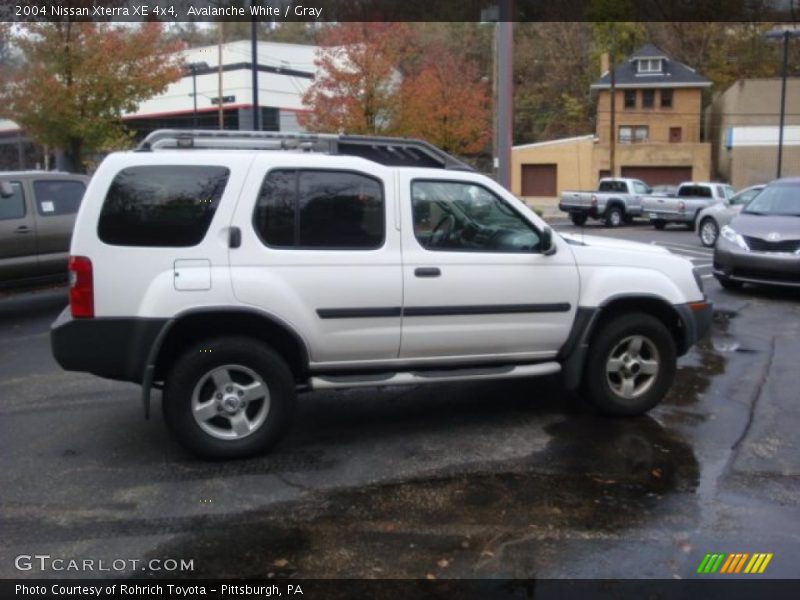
3, 0, 799, 22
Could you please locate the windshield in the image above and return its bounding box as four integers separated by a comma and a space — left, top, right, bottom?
743, 184, 800, 216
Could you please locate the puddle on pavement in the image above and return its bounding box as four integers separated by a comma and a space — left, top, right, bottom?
662, 309, 731, 410
140, 416, 698, 578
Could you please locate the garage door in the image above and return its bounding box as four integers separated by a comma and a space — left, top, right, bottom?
620, 166, 692, 187
521, 164, 557, 197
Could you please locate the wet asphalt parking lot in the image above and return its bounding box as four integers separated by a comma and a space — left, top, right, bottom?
1, 220, 799, 580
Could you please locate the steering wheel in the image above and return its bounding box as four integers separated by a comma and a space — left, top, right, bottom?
430, 214, 456, 247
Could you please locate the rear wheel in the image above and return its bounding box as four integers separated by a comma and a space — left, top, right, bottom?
604, 206, 624, 228
570, 213, 588, 226
163, 337, 296, 459
653, 220, 666, 230
582, 313, 676, 416
699, 218, 719, 247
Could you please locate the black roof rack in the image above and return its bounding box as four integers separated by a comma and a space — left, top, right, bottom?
135, 129, 474, 172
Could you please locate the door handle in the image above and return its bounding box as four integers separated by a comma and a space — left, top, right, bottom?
228, 226, 241, 249
14, 225, 31, 234
415, 267, 441, 278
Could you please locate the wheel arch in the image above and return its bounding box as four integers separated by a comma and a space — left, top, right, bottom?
141, 307, 310, 418
559, 294, 689, 391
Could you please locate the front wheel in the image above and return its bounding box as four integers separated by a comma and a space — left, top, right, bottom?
653, 220, 666, 230
582, 313, 676, 416
163, 337, 296, 459
699, 218, 719, 247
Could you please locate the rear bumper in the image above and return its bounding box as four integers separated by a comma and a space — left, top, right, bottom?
50, 308, 168, 383
559, 202, 599, 218
714, 240, 800, 287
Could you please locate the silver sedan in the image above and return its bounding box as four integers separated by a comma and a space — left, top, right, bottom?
695, 185, 765, 247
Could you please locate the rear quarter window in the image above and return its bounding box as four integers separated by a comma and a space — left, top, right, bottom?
97, 166, 229, 247
33, 180, 86, 216
0, 181, 25, 220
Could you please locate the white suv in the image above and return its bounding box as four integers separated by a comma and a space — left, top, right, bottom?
51, 130, 712, 459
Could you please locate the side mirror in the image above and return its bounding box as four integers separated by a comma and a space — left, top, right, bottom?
541, 226, 557, 256
0, 181, 14, 198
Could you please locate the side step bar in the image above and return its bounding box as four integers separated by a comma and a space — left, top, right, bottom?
310, 362, 561, 390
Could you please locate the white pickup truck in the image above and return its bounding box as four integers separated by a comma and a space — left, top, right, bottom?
642, 182, 735, 230
559, 178, 652, 228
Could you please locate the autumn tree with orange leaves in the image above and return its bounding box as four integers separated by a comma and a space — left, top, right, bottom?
395, 47, 490, 155
299, 23, 409, 135
300, 23, 490, 156
0, 22, 183, 171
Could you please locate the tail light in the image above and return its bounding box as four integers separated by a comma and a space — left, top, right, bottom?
678, 201, 686, 212
591, 194, 598, 206
68, 256, 94, 318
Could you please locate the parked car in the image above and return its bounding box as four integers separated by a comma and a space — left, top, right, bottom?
0, 171, 89, 287
558, 178, 652, 227
50, 130, 711, 459
642, 182, 735, 230
650, 184, 677, 197
713, 178, 800, 290
695, 184, 765, 247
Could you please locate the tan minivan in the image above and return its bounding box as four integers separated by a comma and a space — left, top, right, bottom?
0, 171, 89, 287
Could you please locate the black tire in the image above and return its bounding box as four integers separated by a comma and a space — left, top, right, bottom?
716, 276, 744, 291
163, 337, 296, 459
604, 206, 624, 228
698, 218, 719, 247
653, 220, 666, 230
582, 313, 676, 416
570, 213, 588, 226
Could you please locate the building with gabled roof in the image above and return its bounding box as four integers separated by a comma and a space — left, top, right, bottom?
512, 44, 713, 207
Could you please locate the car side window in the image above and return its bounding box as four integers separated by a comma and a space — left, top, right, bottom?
412, 180, 541, 253
0, 181, 25, 220
33, 180, 86, 216
98, 165, 229, 247
633, 182, 648, 194
732, 189, 758, 206
253, 169, 384, 250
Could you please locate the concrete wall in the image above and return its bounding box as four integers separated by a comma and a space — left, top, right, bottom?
511, 136, 596, 209
707, 78, 800, 184
596, 87, 704, 144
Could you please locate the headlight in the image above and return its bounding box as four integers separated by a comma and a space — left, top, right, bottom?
720, 225, 749, 251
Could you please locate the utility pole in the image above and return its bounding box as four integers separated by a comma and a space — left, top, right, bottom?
777, 30, 789, 178
609, 31, 617, 178
190, 64, 198, 128
248, 1, 260, 131
218, 22, 224, 130
496, 1, 513, 190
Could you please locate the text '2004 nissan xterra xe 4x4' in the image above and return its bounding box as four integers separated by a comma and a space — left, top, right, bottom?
51, 130, 712, 459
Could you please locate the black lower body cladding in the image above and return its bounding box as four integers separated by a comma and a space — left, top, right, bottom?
50, 308, 168, 383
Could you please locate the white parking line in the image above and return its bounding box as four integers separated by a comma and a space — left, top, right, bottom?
651, 240, 713, 253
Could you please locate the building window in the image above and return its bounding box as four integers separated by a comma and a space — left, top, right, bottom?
661, 89, 673, 108
619, 126, 649, 144
624, 90, 636, 109
637, 58, 662, 73
642, 89, 655, 108
669, 127, 682, 143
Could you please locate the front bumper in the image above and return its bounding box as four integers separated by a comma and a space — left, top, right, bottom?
675, 300, 713, 352
50, 308, 168, 383
714, 239, 800, 287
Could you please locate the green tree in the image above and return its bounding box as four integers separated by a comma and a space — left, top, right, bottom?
0, 22, 183, 171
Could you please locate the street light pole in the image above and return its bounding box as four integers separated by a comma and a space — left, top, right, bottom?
191, 64, 198, 128
777, 30, 789, 179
